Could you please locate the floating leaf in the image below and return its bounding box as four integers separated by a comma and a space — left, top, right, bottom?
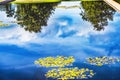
46, 68, 95, 80
34, 56, 75, 67
86, 56, 120, 66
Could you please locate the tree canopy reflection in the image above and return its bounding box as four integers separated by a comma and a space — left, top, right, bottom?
0, 1, 117, 32
80, 1, 116, 31
16, 3, 58, 33
4, 3, 58, 33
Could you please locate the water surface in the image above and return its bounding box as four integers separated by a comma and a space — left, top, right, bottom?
0, 1, 120, 80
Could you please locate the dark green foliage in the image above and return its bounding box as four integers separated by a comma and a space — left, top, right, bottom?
80, 1, 116, 31
15, 3, 59, 33
3, 3, 59, 33
115, 0, 120, 3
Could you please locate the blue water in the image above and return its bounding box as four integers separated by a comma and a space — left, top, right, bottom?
0, 1, 120, 80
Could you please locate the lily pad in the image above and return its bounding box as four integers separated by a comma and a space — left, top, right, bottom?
86, 56, 120, 66
34, 56, 75, 67
46, 68, 95, 80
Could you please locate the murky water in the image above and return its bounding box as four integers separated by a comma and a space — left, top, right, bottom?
0, 1, 120, 80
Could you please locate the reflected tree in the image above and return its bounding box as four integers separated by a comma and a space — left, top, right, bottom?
3, 3, 59, 33
14, 3, 59, 33
0, 4, 15, 21
80, 1, 116, 31
0, 4, 15, 17
6, 4, 15, 17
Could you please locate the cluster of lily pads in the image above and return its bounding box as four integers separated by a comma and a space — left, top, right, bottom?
46, 68, 94, 80
35, 56, 120, 79
35, 56, 95, 80
86, 56, 120, 66
34, 56, 75, 67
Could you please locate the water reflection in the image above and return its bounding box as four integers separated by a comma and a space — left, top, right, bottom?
0, 3, 59, 33
5, 4, 15, 17
0, 1, 117, 32
0, 1, 120, 80
16, 3, 59, 33
80, 1, 116, 31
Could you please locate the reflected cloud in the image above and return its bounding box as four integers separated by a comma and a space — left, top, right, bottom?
0, 26, 37, 45
0, 2, 119, 47
0, 2, 120, 59
0, 2, 120, 80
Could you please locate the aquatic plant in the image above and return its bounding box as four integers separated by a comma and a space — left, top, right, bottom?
46, 67, 94, 80
86, 56, 120, 66
34, 56, 75, 67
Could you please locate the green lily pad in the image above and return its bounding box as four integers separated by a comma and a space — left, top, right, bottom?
46, 68, 95, 80
34, 56, 75, 67
86, 56, 120, 66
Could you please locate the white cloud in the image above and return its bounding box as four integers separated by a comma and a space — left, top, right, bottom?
0, 25, 37, 45
0, 2, 118, 47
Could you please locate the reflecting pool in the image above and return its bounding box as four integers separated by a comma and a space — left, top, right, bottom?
0, 1, 120, 80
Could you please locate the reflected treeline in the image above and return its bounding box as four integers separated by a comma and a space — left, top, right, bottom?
15, 3, 59, 33
80, 1, 116, 31
0, 1, 116, 32
1, 3, 59, 33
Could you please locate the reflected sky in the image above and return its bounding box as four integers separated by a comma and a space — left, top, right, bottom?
0, 1, 120, 80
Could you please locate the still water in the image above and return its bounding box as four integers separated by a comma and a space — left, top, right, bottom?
0, 1, 120, 80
